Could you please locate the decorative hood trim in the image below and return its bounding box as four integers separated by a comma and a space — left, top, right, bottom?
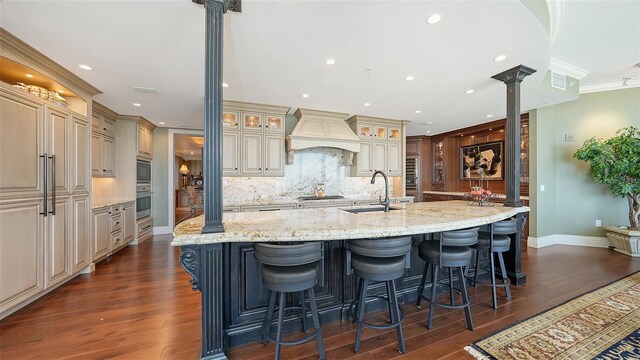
286, 108, 360, 153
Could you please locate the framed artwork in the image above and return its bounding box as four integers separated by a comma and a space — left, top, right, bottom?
460, 141, 503, 180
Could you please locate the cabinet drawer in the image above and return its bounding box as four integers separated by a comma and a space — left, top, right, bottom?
111, 214, 122, 233
111, 231, 123, 251
111, 205, 122, 216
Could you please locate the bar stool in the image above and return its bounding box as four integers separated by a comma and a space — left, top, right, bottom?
415, 228, 479, 330
346, 236, 413, 354
471, 218, 517, 309
255, 242, 326, 360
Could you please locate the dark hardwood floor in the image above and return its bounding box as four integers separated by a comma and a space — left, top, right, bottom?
1, 236, 639, 360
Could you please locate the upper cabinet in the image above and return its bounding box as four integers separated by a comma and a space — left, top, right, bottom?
347, 115, 406, 177
432, 137, 445, 188
137, 122, 154, 160
222, 101, 290, 177
91, 102, 117, 177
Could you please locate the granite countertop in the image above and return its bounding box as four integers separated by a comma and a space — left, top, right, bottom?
223, 196, 414, 207
172, 200, 529, 246
423, 191, 530, 201
92, 199, 135, 209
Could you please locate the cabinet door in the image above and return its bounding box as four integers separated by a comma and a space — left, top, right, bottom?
357, 123, 373, 139
45, 197, 70, 288
91, 114, 101, 133
48, 108, 70, 195
222, 132, 240, 175
222, 111, 239, 130
373, 126, 387, 140
0, 199, 44, 314
264, 115, 284, 133
102, 117, 116, 138
91, 132, 102, 176
387, 142, 402, 176
137, 125, 146, 158
72, 117, 89, 193
0, 90, 44, 199
144, 127, 153, 159
263, 135, 284, 176
389, 127, 402, 141
241, 113, 262, 131
71, 196, 90, 272
102, 137, 115, 177
242, 133, 263, 175
356, 142, 372, 175
122, 203, 135, 243
372, 142, 387, 172
92, 208, 111, 260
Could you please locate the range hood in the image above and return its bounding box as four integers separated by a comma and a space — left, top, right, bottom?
286, 108, 360, 165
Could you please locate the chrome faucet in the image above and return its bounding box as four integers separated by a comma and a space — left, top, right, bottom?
371, 170, 390, 212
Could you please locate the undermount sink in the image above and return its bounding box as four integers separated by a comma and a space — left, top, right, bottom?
341, 206, 401, 214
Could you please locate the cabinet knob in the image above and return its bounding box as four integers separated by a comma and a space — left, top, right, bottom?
103, 128, 106, 130
259, 168, 262, 170
234, 168, 238, 170
103, 169, 106, 171
266, 168, 269, 170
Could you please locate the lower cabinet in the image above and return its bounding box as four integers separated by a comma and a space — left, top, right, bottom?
122, 202, 135, 244
92, 201, 135, 262
92, 207, 111, 261
45, 198, 71, 288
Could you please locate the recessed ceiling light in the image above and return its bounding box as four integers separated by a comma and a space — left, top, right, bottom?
158, 122, 166, 125
426, 130, 432, 134
460, 134, 464, 137
364, 102, 371, 107
326, 58, 336, 65
302, 93, 310, 98
133, 103, 142, 107
57, 90, 64, 93
426, 14, 442, 25
494, 55, 507, 62
190, 151, 194, 155
25, 74, 34, 78
489, 128, 493, 131
78, 64, 92, 71
222, 82, 229, 88
486, 114, 493, 118
405, 75, 415, 81
415, 110, 422, 114
466, 89, 475, 94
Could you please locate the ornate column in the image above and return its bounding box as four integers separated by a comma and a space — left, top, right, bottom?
492, 65, 536, 286
197, 0, 241, 234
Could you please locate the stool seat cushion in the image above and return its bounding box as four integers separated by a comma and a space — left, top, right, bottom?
261, 263, 317, 286
349, 237, 412, 258
475, 232, 511, 251
351, 254, 405, 275
418, 241, 472, 266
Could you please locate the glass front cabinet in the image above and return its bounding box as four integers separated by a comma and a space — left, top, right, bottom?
432, 138, 445, 189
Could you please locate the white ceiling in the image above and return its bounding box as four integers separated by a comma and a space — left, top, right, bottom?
174, 134, 204, 161
1, 1, 638, 136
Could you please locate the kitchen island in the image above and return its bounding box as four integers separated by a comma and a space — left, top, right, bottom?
172, 201, 529, 360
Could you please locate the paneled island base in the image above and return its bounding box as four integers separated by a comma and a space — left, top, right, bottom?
172, 201, 529, 359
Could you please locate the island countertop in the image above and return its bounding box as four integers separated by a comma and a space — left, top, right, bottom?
171, 200, 529, 246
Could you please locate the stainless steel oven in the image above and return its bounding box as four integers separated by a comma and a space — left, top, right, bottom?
136, 184, 151, 220
136, 160, 151, 184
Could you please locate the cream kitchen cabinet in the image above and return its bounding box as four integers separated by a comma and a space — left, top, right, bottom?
387, 142, 402, 177
92, 201, 133, 261
71, 195, 90, 273
122, 202, 135, 244
223, 132, 240, 175
0, 33, 96, 319
92, 206, 111, 261
92, 102, 117, 178
347, 115, 406, 178
242, 133, 263, 175
137, 123, 153, 160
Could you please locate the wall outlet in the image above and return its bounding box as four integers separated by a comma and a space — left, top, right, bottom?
595, 220, 602, 227
565, 134, 575, 142
540, 185, 545, 192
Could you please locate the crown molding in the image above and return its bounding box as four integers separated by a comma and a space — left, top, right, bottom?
549, 58, 590, 80
579, 79, 640, 94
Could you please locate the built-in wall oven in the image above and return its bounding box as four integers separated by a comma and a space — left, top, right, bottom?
136, 184, 152, 220
136, 160, 151, 184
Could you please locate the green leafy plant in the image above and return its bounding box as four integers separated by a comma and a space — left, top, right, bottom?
574, 126, 640, 229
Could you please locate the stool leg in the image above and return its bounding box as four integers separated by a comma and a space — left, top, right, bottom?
300, 291, 309, 332
489, 252, 498, 310
354, 278, 368, 353
263, 290, 276, 345
448, 267, 455, 306
308, 287, 326, 360
458, 267, 474, 330
427, 265, 439, 329
497, 252, 512, 300
388, 280, 406, 354
385, 281, 393, 323
275, 292, 285, 360
473, 249, 481, 287
416, 263, 430, 308
352, 277, 363, 324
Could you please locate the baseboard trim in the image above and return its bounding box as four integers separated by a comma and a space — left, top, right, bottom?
528, 234, 609, 249
153, 226, 172, 235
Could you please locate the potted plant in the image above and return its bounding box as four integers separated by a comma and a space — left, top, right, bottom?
574, 126, 640, 257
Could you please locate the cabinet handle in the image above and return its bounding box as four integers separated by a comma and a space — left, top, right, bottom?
265, 168, 269, 170
115, 222, 120, 226
40, 153, 48, 216
49, 155, 56, 215
103, 128, 106, 130
259, 168, 262, 170
103, 169, 106, 172
234, 168, 238, 170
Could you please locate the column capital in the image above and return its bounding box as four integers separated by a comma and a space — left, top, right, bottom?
193, 0, 241, 13
492, 65, 537, 84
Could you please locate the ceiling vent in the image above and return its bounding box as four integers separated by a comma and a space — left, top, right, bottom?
133, 86, 158, 94
551, 71, 566, 91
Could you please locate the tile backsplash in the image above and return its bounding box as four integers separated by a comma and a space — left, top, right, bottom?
223, 148, 389, 205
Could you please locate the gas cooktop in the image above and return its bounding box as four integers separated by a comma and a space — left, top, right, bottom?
297, 195, 345, 201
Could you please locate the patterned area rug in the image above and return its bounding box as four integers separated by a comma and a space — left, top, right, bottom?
465, 272, 640, 360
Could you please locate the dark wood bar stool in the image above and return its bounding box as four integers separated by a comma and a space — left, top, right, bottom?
255, 242, 326, 360
471, 218, 517, 309
416, 228, 479, 330
346, 236, 413, 354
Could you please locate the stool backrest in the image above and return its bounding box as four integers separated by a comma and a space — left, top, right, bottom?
348, 236, 413, 258
255, 242, 323, 267
441, 227, 479, 247
493, 219, 517, 235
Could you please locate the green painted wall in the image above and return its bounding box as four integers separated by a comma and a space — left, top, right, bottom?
152, 128, 169, 227
530, 87, 640, 237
